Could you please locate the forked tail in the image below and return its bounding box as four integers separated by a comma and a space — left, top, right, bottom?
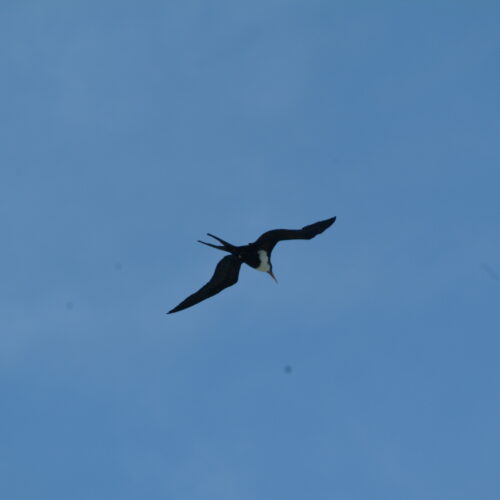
197, 233, 237, 253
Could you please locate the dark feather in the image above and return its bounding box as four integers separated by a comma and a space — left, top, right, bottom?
167, 255, 242, 314
253, 216, 336, 253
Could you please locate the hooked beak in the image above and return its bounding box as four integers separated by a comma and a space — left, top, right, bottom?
268, 270, 278, 283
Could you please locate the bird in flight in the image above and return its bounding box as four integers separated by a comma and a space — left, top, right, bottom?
167, 216, 336, 314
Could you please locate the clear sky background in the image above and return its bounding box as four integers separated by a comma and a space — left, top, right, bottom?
1, 1, 499, 499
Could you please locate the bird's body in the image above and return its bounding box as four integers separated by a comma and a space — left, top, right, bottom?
168, 216, 336, 314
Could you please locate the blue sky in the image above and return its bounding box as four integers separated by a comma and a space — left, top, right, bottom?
1, 1, 500, 499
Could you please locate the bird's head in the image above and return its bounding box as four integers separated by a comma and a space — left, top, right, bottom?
256, 249, 277, 282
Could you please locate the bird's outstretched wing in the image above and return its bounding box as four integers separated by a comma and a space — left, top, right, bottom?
253, 216, 336, 253
168, 254, 242, 314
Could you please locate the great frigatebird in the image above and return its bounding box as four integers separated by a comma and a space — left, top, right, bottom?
167, 216, 336, 314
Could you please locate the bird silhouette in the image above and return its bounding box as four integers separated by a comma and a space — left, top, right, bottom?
168, 216, 336, 314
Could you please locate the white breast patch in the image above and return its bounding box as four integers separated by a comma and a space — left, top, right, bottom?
256, 250, 271, 272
